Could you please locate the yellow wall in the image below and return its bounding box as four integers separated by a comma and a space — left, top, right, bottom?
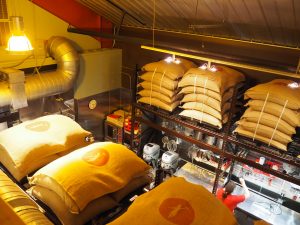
0, 0, 100, 68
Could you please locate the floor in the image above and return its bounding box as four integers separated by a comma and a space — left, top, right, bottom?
235, 210, 256, 225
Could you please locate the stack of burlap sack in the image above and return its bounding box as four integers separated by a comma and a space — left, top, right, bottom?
178, 65, 245, 129
137, 58, 196, 112
234, 79, 300, 151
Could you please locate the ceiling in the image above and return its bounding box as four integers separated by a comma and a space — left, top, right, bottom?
77, 0, 300, 49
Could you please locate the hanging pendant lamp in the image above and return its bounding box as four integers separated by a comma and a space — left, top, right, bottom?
6, 16, 33, 52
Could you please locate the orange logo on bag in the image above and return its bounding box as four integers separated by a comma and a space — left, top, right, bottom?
25, 121, 50, 132
82, 148, 109, 166
159, 198, 195, 225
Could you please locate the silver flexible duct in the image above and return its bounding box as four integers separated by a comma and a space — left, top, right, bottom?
0, 36, 79, 108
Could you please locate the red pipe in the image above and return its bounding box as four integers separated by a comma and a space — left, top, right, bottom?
31, 0, 112, 48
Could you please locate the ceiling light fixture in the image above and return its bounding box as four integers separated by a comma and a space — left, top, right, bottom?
209, 65, 218, 72
164, 55, 181, 64
174, 58, 181, 64
288, 82, 299, 89
6, 16, 33, 53
199, 63, 208, 70
141, 45, 300, 79
164, 56, 173, 63
199, 62, 217, 72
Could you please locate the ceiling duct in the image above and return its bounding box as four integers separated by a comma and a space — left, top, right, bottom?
0, 36, 79, 108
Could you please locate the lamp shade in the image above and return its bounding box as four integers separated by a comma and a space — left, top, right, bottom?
6, 16, 33, 52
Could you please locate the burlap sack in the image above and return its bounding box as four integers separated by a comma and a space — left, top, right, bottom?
107, 177, 237, 225
177, 58, 197, 70
245, 100, 300, 127
244, 79, 300, 110
179, 66, 245, 94
181, 102, 225, 120
179, 110, 228, 129
140, 72, 178, 90
241, 108, 296, 135
138, 89, 181, 104
234, 126, 287, 151
138, 97, 179, 112
138, 81, 176, 98
142, 58, 195, 80
237, 121, 292, 144
181, 93, 231, 112
179, 86, 234, 102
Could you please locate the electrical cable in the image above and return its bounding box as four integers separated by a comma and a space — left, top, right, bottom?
2, 53, 34, 69
32, 54, 47, 76
254, 201, 282, 215
152, 0, 156, 47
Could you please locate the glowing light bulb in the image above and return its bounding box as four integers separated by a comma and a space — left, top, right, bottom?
199, 63, 207, 70
174, 59, 181, 64
6, 16, 33, 53
288, 82, 299, 88
209, 65, 217, 72
164, 56, 173, 63
6, 35, 33, 52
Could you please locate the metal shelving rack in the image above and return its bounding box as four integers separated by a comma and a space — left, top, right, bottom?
133, 103, 300, 186
130, 69, 300, 194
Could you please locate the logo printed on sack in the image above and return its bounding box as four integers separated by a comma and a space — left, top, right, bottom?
159, 198, 195, 225
25, 121, 50, 132
82, 148, 109, 166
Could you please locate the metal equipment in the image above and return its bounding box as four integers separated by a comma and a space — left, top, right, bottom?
161, 151, 179, 171
143, 143, 160, 164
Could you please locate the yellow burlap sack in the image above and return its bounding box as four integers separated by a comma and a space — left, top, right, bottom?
138, 97, 180, 112
138, 89, 181, 104
142, 58, 195, 80
234, 126, 287, 151
0, 115, 91, 181
179, 110, 228, 128
244, 79, 300, 110
181, 102, 224, 120
179, 66, 245, 94
138, 81, 176, 98
107, 177, 237, 225
140, 72, 178, 90
29, 142, 150, 213
246, 100, 300, 127
179, 86, 234, 102
178, 58, 197, 70
237, 121, 292, 145
28, 185, 118, 225
241, 108, 296, 135
181, 93, 231, 112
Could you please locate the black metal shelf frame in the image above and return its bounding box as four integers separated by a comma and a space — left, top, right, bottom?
134, 103, 300, 168
130, 65, 300, 194
136, 116, 300, 186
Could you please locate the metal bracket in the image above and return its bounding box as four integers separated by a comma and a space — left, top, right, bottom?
296, 57, 300, 74
106, 0, 145, 26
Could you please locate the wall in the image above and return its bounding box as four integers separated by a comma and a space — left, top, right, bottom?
0, 0, 116, 132
0, 0, 100, 68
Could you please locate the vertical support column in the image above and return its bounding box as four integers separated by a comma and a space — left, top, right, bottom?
212, 84, 239, 194
130, 64, 138, 152
296, 57, 300, 74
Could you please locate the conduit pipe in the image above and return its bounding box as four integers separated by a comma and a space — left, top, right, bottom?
0, 36, 79, 108
68, 27, 300, 79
